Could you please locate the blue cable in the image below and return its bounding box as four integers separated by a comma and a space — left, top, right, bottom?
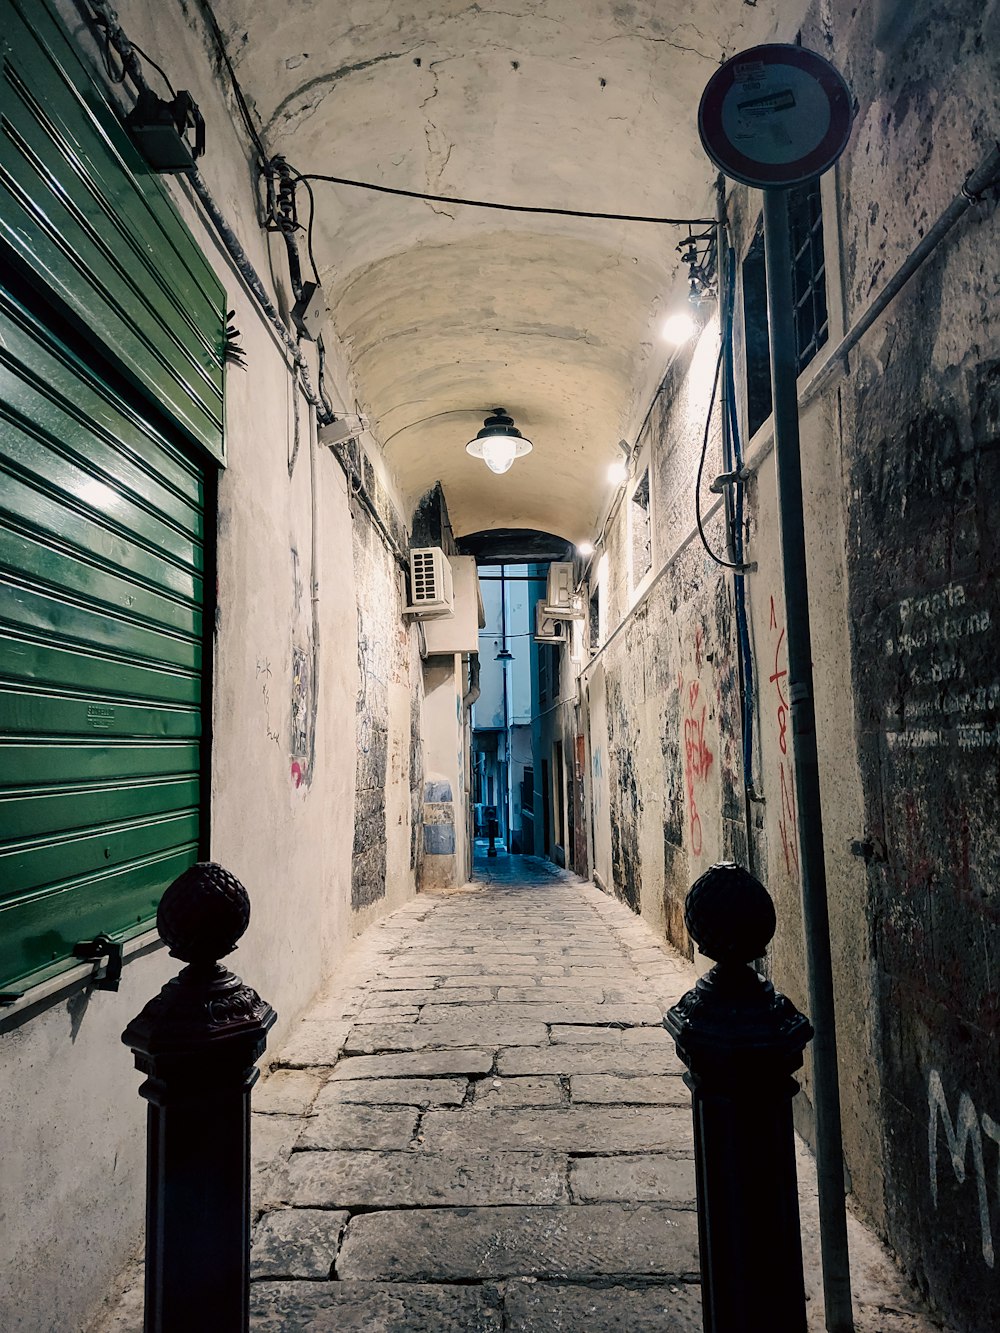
722, 247, 757, 791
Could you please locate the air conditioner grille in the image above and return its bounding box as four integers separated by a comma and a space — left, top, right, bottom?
412, 550, 437, 602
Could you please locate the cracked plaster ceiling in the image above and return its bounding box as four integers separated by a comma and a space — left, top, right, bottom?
215, 0, 806, 544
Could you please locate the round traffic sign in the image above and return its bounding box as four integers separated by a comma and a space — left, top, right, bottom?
698, 44, 853, 188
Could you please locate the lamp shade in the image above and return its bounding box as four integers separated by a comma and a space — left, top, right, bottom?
467, 408, 533, 474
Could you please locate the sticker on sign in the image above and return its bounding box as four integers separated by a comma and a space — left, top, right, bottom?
699, 44, 853, 188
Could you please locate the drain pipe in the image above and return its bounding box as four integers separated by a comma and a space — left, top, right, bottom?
463, 654, 482, 710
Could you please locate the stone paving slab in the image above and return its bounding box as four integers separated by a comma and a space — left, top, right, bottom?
315, 1076, 468, 1107
352, 1006, 419, 1022
549, 1024, 672, 1046
286, 1148, 568, 1207
251, 1208, 348, 1279
570, 1154, 697, 1203
571, 1074, 689, 1105
337, 1203, 700, 1281
297, 1105, 419, 1150
272, 1021, 350, 1068
471, 1075, 566, 1108
503, 1281, 703, 1331
419, 1106, 691, 1153
439, 973, 544, 988
253, 1069, 326, 1115
345, 1019, 549, 1052
327, 1049, 494, 1080
416, 1001, 665, 1025
498, 1045, 684, 1077
251, 1281, 503, 1332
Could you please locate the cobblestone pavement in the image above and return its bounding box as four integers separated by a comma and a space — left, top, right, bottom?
95, 855, 943, 1332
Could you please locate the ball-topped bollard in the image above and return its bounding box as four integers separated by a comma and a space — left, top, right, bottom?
123, 863, 276, 1333
665, 865, 812, 1333
157, 860, 251, 963
683, 861, 776, 966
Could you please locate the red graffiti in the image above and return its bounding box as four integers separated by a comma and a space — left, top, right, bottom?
683, 678, 714, 857
291, 760, 303, 788
770, 595, 799, 877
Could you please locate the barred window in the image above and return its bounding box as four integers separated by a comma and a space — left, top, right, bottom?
742, 177, 829, 439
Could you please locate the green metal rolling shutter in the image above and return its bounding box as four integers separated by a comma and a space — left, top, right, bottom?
0, 0, 226, 463
0, 281, 205, 993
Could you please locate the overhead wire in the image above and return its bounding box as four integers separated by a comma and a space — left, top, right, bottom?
298, 171, 716, 227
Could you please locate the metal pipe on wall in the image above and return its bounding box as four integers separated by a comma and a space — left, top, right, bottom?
762, 186, 854, 1333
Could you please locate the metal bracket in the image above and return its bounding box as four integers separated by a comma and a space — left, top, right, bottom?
73, 934, 125, 991
710, 466, 752, 494
849, 836, 887, 864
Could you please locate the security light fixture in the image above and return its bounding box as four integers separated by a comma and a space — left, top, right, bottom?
662, 310, 698, 344
466, 408, 533, 475
577, 540, 595, 557
126, 89, 205, 172
607, 459, 630, 485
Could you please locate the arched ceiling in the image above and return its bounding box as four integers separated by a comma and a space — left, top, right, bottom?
213, 0, 805, 542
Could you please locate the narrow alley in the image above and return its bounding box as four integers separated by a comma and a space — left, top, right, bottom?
95, 855, 933, 1333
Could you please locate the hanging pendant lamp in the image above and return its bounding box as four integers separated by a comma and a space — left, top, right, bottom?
466, 408, 533, 475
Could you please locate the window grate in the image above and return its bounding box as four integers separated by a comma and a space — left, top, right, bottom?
742, 177, 829, 439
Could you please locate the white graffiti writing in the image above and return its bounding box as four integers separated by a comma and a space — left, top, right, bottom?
928, 1069, 999, 1268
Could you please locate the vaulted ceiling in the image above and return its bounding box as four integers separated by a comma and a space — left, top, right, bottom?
214, 0, 805, 544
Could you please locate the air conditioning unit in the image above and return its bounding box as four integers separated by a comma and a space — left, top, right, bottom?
534, 602, 568, 644
543, 561, 584, 619
404, 547, 454, 618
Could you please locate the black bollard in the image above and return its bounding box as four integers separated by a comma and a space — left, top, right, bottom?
487, 815, 499, 857
122, 863, 276, 1333
665, 863, 813, 1333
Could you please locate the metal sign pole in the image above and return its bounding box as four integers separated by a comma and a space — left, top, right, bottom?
762, 185, 854, 1333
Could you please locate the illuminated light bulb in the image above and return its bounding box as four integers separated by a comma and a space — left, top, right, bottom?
480, 436, 517, 474
607, 460, 629, 485
577, 540, 595, 557
662, 310, 697, 344
466, 407, 532, 474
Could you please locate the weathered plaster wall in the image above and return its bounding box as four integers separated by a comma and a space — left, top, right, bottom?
0, 5, 421, 1330
576, 4, 999, 1328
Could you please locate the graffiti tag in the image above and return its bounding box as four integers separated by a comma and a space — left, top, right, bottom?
683, 679, 714, 857
928, 1068, 1000, 1267
769, 596, 799, 878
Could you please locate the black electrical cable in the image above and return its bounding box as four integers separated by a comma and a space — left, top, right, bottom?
129, 41, 177, 98
300, 172, 716, 228
195, 0, 269, 166
694, 339, 744, 571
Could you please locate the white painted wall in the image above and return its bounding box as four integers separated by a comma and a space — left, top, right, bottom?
0, 6, 421, 1329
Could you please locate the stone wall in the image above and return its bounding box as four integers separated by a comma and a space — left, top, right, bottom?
576, 3, 1000, 1328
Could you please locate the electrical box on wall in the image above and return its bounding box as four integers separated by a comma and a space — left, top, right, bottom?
405, 547, 454, 617
543, 561, 584, 619
421, 556, 482, 654
534, 603, 568, 644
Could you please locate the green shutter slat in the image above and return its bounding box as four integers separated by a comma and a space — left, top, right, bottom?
1, 810, 201, 902
0, 278, 207, 993
1, 636, 200, 705
0, 776, 200, 841
1, 470, 203, 601
0, 689, 201, 740
0, 0, 226, 463
0, 583, 201, 670
0, 845, 199, 989
0, 741, 202, 787
0, 531, 201, 638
